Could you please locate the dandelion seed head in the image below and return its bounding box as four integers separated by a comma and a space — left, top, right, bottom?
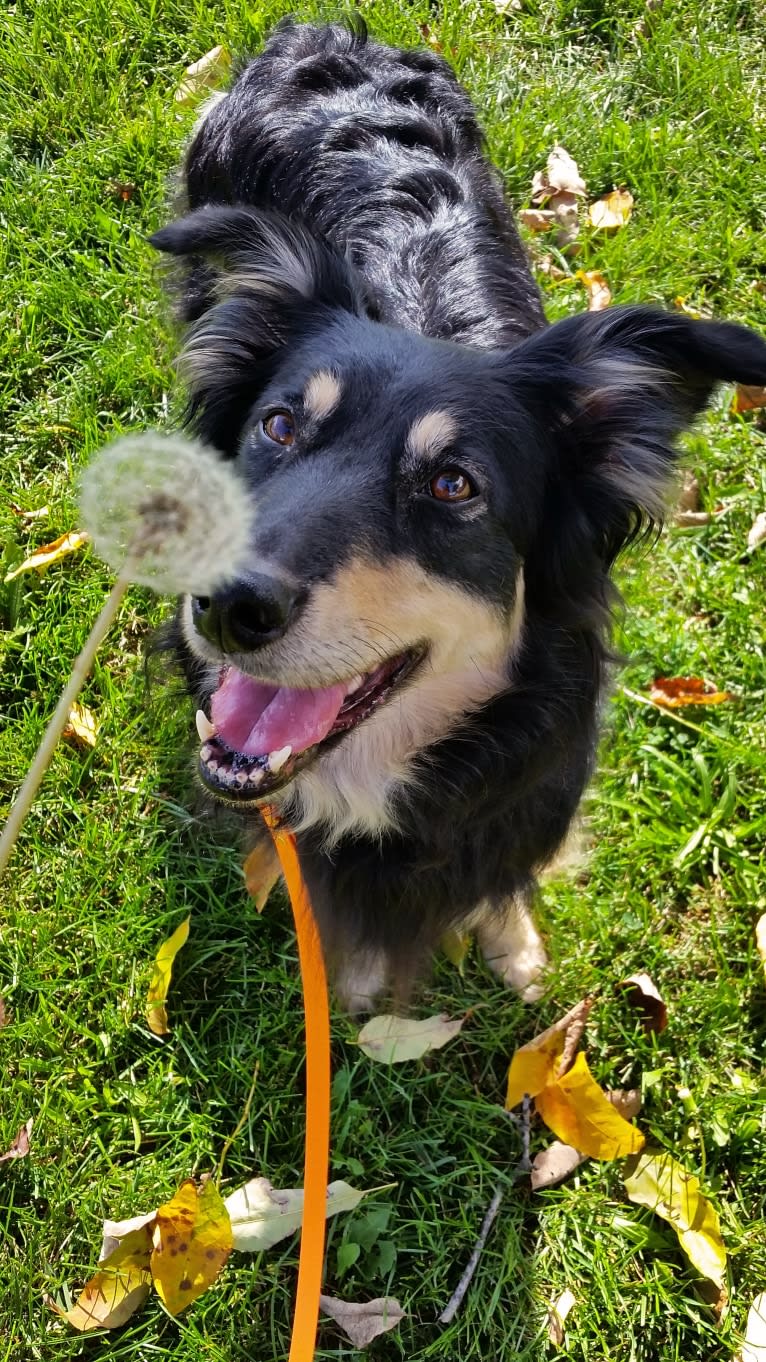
79, 433, 253, 595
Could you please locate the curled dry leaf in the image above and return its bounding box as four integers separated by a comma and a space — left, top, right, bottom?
531, 146, 586, 203
319, 1295, 405, 1348
62, 702, 99, 750
739, 1292, 766, 1361
242, 839, 281, 912
175, 45, 231, 106
649, 676, 732, 708
746, 512, 766, 553
756, 914, 766, 979
49, 1224, 153, 1331
546, 1288, 576, 1347
675, 509, 713, 527
588, 188, 634, 231
623, 1149, 727, 1293
145, 916, 190, 1036
535, 1053, 645, 1160
506, 997, 592, 1109
9, 503, 49, 522
519, 208, 555, 232
0, 1116, 33, 1163
224, 1178, 389, 1252
617, 972, 667, 1032
576, 269, 611, 311
150, 1179, 233, 1316
678, 471, 700, 513
536, 253, 568, 281
357, 1012, 464, 1064
0, 996, 9, 1027
4, 530, 89, 582
732, 385, 766, 415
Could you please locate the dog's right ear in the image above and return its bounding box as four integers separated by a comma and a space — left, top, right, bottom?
150, 206, 368, 454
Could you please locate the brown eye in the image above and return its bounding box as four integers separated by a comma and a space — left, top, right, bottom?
428, 468, 476, 502
263, 410, 295, 445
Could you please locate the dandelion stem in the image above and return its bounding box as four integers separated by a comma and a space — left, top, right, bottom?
0, 568, 131, 876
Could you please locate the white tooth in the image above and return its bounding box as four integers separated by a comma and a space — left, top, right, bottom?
196, 709, 216, 742
346, 675, 364, 694
268, 745, 292, 775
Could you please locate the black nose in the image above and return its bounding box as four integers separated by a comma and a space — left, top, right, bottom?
191, 574, 303, 653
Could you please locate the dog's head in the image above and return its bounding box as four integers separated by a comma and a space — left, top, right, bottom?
152, 206, 766, 840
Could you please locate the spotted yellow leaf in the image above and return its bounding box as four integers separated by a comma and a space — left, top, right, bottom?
146, 916, 190, 1036
150, 1179, 232, 1315
49, 1225, 152, 1331
534, 1052, 645, 1160
4, 530, 89, 581
623, 1148, 726, 1291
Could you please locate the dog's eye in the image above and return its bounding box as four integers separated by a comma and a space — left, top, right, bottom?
428, 468, 476, 502
263, 411, 296, 446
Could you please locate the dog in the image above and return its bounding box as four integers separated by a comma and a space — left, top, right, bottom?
151, 19, 766, 1009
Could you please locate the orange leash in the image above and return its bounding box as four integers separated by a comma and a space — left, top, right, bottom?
262, 808, 330, 1362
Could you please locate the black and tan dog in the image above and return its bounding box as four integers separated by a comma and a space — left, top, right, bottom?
152, 19, 766, 1008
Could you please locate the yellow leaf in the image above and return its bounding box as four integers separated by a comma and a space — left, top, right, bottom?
357, 1013, 464, 1064
63, 702, 99, 749
505, 998, 592, 1109
440, 928, 472, 970
623, 1148, 727, 1290
150, 1179, 232, 1315
546, 1288, 576, 1347
146, 916, 190, 1036
51, 1225, 153, 1331
175, 46, 231, 106
576, 269, 611, 311
535, 1053, 645, 1160
4, 530, 89, 581
588, 188, 634, 231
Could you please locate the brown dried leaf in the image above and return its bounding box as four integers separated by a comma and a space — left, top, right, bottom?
4, 530, 89, 581
678, 471, 700, 512
531, 146, 586, 203
588, 187, 634, 231
617, 972, 667, 1032
576, 269, 611, 311
732, 385, 766, 415
319, 1295, 405, 1348
746, 512, 766, 553
546, 1288, 576, 1347
0, 1117, 32, 1163
649, 676, 732, 708
243, 840, 281, 912
107, 180, 136, 202
175, 46, 231, 106
0, 996, 9, 1027
62, 702, 99, 750
519, 207, 555, 232
536, 254, 568, 281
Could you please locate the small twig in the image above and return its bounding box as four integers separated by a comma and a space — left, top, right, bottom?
216, 1061, 260, 1185
0, 569, 131, 875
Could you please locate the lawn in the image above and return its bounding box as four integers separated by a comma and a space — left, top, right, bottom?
1, 0, 766, 1357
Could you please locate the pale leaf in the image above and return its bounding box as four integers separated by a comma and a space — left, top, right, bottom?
146, 916, 190, 1036
747, 512, 766, 553
617, 972, 667, 1032
757, 915, 766, 979
576, 269, 611, 311
0, 1116, 32, 1163
623, 1149, 727, 1291
175, 46, 231, 106
150, 1179, 232, 1315
531, 146, 586, 202
588, 188, 634, 231
357, 1013, 464, 1064
98, 1209, 157, 1263
319, 1295, 405, 1347
535, 1053, 645, 1160
224, 1178, 390, 1252
546, 1288, 576, 1347
63, 702, 99, 749
4, 530, 89, 581
740, 1292, 766, 1361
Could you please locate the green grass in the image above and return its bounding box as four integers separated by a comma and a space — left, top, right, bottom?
2, 0, 766, 1357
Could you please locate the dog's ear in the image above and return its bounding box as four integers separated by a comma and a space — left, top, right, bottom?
506, 305, 766, 618
150, 206, 369, 453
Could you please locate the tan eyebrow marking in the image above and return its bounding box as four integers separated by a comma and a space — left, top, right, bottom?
405, 410, 457, 459
303, 369, 342, 421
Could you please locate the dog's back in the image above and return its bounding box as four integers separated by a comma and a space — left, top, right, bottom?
181, 20, 545, 348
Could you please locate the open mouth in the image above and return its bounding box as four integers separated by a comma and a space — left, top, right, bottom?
196, 649, 422, 805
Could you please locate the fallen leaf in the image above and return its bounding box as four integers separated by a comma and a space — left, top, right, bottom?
549, 191, 580, 248
107, 180, 136, 202
145, 916, 190, 1036
617, 972, 667, 1032
50, 1224, 153, 1331
4, 530, 89, 581
440, 928, 472, 970
649, 676, 732, 708
224, 1178, 387, 1252
678, 471, 700, 512
675, 509, 713, 527
243, 840, 281, 912
536, 253, 568, 281
623, 1149, 726, 1291
9, 503, 49, 522
418, 23, 443, 50
588, 187, 634, 231
151, 1179, 232, 1315
739, 1293, 766, 1361
62, 702, 99, 749
756, 915, 766, 979
98, 1210, 157, 1264
732, 385, 766, 415
675, 296, 704, 319
746, 512, 766, 553
608, 1087, 643, 1122
319, 1295, 405, 1347
175, 45, 231, 106
530, 1089, 642, 1189
546, 1287, 576, 1347
506, 998, 592, 1109
0, 997, 9, 1027
576, 269, 611, 311
0, 1117, 32, 1163
519, 207, 555, 232
535, 1053, 645, 1159
357, 1013, 464, 1064
531, 146, 587, 203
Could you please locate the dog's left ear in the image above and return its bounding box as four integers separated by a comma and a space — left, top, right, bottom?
151, 206, 369, 453
507, 305, 766, 575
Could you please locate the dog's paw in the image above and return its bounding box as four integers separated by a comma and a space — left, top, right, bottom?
334, 952, 389, 1016
476, 911, 548, 1002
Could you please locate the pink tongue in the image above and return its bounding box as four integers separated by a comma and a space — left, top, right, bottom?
210, 667, 349, 757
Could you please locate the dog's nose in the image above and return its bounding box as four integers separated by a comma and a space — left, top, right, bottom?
191, 575, 303, 653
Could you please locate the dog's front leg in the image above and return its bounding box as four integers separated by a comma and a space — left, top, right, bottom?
471, 894, 548, 1002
